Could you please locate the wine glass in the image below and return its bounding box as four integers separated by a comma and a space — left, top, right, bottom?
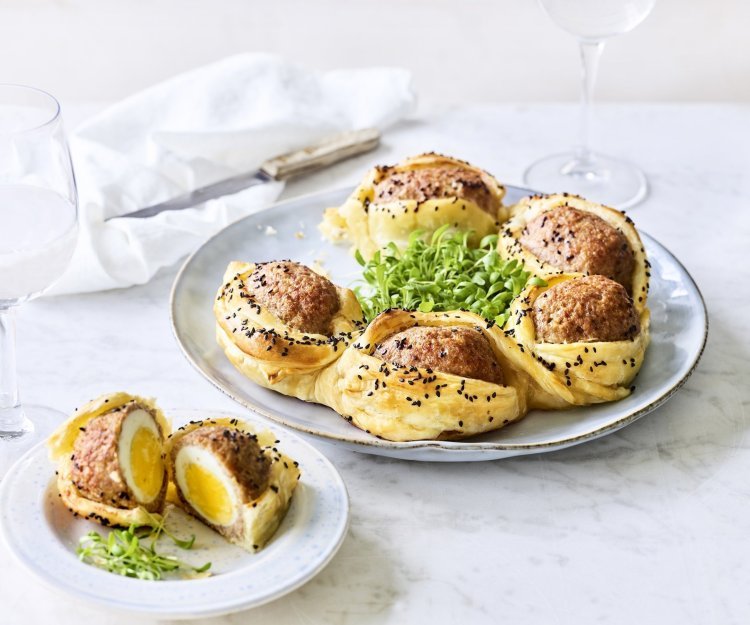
0, 85, 78, 477
524, 0, 656, 208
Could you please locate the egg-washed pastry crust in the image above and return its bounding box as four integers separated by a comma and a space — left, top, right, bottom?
500, 193, 650, 311
166, 418, 300, 552
47, 392, 169, 528
215, 261, 366, 403
314, 309, 529, 441
320, 153, 508, 260
219, 178, 654, 440
498, 274, 650, 409
217, 265, 650, 438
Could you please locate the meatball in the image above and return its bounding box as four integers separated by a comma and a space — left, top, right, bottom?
373, 166, 499, 216
71, 407, 130, 508
374, 325, 504, 384
171, 425, 270, 502
248, 261, 339, 335
532, 275, 640, 344
519, 206, 635, 292
70, 402, 164, 512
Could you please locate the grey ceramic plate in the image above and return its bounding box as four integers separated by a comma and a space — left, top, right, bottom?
170, 186, 708, 461
0, 410, 349, 619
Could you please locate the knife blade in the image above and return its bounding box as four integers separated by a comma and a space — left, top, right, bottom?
108, 127, 381, 221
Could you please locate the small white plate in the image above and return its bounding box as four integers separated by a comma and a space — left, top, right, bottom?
0, 410, 349, 619
170, 186, 708, 462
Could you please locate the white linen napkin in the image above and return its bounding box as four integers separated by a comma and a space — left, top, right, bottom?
49, 53, 416, 295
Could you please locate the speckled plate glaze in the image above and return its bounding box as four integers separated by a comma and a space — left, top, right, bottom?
170, 186, 708, 462
0, 409, 349, 619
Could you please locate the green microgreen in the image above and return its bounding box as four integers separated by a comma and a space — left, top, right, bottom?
76, 513, 211, 581
354, 226, 545, 327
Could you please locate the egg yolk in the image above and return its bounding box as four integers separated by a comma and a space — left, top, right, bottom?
129, 426, 164, 502
184, 463, 234, 526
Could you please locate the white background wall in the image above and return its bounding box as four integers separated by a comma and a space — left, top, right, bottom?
1, 0, 747, 107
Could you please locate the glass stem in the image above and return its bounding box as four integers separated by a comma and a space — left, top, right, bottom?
576, 40, 605, 166
0, 307, 26, 436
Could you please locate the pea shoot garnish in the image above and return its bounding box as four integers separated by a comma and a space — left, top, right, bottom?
76, 515, 211, 580
354, 225, 546, 327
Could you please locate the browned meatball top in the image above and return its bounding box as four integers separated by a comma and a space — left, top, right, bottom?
70, 402, 164, 512
374, 325, 504, 384
172, 425, 270, 502
532, 275, 640, 344
519, 206, 635, 293
373, 166, 499, 216
248, 261, 339, 335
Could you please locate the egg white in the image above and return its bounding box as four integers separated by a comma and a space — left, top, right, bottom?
117, 408, 164, 504
173, 445, 241, 527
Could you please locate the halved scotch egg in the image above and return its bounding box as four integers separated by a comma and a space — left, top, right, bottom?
167, 418, 300, 552
47, 392, 169, 527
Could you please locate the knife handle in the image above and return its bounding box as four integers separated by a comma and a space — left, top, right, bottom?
260, 127, 381, 180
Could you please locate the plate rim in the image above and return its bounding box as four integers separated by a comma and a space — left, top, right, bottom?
169, 186, 709, 455
0, 408, 351, 619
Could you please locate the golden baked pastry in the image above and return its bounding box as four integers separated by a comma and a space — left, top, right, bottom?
217, 180, 655, 440
167, 418, 300, 552
320, 153, 508, 260
315, 309, 528, 441
215, 260, 366, 402
499, 193, 650, 306
498, 274, 650, 408
47, 392, 169, 528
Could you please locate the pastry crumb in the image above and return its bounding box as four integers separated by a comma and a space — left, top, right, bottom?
264, 226, 278, 236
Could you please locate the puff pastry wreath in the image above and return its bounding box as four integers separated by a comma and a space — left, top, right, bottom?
315, 309, 528, 441
498, 273, 650, 409
218, 188, 655, 440
320, 153, 508, 260
499, 193, 650, 306
215, 260, 366, 403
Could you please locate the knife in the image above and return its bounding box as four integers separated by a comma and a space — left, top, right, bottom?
107, 127, 381, 221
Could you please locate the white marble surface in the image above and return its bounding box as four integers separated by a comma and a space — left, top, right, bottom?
2, 103, 749, 624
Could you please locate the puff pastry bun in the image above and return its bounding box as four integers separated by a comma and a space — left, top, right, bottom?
315, 310, 528, 441
499, 274, 650, 409
215, 260, 366, 403
167, 417, 300, 552
47, 392, 169, 528
320, 153, 508, 260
